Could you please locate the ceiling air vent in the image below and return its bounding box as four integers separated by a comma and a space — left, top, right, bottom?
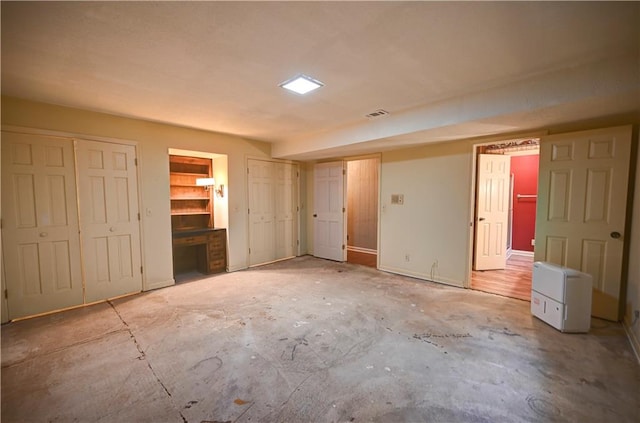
365, 109, 389, 119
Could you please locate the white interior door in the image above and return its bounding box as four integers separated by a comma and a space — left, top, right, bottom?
248, 159, 276, 266
1, 133, 83, 319
275, 162, 296, 260
75, 140, 142, 303
474, 154, 511, 270
534, 125, 632, 321
314, 161, 345, 261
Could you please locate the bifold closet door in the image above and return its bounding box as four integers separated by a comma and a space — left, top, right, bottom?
275, 162, 296, 260
248, 159, 297, 266
1, 133, 84, 319
75, 140, 143, 303
248, 159, 276, 266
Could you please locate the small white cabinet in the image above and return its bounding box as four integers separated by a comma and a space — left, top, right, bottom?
531, 262, 592, 333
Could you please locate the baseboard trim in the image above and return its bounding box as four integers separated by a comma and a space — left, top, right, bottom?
249, 256, 295, 268
347, 246, 377, 255
144, 278, 175, 291
378, 265, 464, 288
510, 250, 534, 257
622, 318, 640, 364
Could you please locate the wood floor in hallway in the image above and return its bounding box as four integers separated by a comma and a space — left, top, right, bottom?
471, 254, 533, 301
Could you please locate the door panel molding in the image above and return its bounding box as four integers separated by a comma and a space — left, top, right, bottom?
535, 125, 632, 321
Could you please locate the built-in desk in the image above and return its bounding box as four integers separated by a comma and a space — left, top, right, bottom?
172, 228, 227, 275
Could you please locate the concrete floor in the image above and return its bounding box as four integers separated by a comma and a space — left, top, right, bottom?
2, 256, 639, 422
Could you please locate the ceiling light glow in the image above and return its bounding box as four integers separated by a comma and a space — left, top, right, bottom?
279, 74, 324, 95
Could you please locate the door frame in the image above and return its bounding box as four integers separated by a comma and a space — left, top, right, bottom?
345, 154, 381, 269
245, 156, 301, 268
465, 132, 546, 289
311, 154, 381, 266
1, 125, 147, 294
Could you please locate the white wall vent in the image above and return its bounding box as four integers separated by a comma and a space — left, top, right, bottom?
365, 109, 389, 119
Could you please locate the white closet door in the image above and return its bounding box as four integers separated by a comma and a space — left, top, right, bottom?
1, 133, 83, 319
248, 159, 298, 267
248, 159, 276, 266
275, 162, 296, 260
75, 140, 142, 302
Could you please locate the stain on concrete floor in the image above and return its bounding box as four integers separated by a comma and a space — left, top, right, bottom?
2, 256, 639, 422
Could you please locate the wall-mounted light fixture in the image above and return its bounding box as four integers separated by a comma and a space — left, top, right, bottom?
214, 184, 224, 198
196, 178, 224, 198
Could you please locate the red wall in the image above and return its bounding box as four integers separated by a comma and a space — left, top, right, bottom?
511, 155, 539, 252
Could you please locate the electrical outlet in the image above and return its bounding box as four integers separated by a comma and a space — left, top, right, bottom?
404, 254, 410, 262
391, 194, 404, 205
531, 239, 535, 246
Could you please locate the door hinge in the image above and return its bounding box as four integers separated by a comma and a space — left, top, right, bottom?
247, 167, 250, 174
342, 169, 346, 175
138, 212, 141, 221
249, 248, 251, 254
342, 207, 345, 213
135, 158, 138, 166
4, 289, 7, 299
342, 244, 345, 250
140, 266, 143, 274
248, 208, 250, 214
296, 206, 299, 212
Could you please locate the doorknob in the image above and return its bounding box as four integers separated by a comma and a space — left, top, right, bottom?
478, 217, 485, 221
313, 214, 317, 218
109, 227, 117, 232
39, 232, 48, 237
610, 231, 621, 239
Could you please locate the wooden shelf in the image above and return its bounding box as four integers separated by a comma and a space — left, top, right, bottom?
171, 211, 211, 216
169, 155, 213, 232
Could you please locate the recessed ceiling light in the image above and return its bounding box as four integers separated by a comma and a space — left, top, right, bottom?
279, 74, 324, 95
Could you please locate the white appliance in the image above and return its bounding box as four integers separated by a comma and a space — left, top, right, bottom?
531, 262, 593, 333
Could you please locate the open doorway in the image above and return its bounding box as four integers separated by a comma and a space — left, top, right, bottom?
346, 157, 379, 268
470, 139, 540, 301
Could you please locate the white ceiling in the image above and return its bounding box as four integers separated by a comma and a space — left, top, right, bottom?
2, 2, 639, 160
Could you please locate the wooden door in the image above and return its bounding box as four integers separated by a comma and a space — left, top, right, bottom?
534, 126, 632, 321
75, 140, 142, 303
248, 159, 276, 266
275, 162, 296, 260
314, 162, 345, 261
474, 154, 511, 270
1, 133, 83, 319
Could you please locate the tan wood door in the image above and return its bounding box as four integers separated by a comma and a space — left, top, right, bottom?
75, 140, 142, 303
534, 125, 632, 321
1, 133, 83, 319
248, 159, 276, 266
314, 162, 345, 261
474, 154, 511, 270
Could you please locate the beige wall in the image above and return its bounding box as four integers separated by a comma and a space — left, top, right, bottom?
1, 96, 271, 298
626, 130, 640, 358
379, 140, 475, 286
